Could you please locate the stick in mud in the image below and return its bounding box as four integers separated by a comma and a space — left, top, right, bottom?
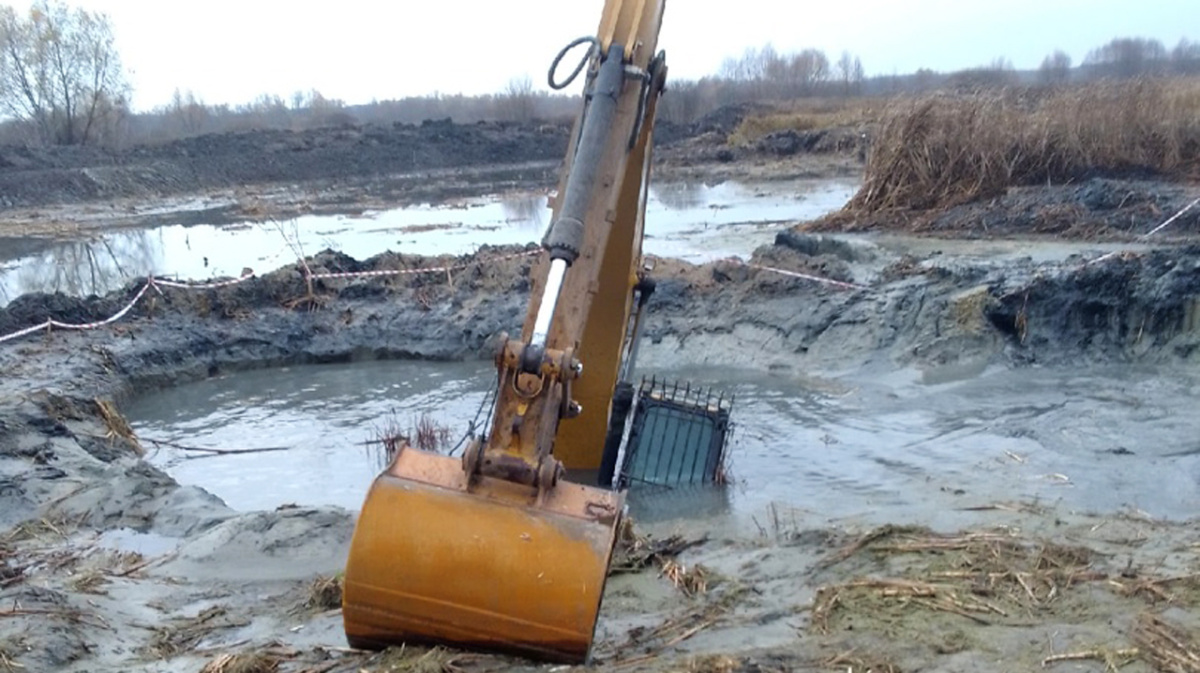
142, 437, 291, 456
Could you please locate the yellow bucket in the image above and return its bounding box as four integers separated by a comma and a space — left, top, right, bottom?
342, 447, 624, 663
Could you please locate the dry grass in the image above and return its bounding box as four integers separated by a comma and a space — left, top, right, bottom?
1133, 613, 1200, 673
728, 98, 881, 146
199, 652, 280, 673
682, 654, 742, 673
0, 642, 20, 673
375, 645, 473, 673
4, 516, 71, 543
67, 569, 109, 595
304, 573, 343, 611
601, 582, 753, 667
368, 411, 456, 468
147, 606, 249, 659
610, 518, 707, 577
844, 78, 1200, 216
811, 527, 1103, 633
95, 397, 144, 456
1110, 572, 1200, 605
821, 651, 902, 673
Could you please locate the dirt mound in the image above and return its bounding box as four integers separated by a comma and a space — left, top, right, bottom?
754, 126, 864, 157
987, 245, 1200, 359
0, 120, 571, 210
0, 287, 136, 335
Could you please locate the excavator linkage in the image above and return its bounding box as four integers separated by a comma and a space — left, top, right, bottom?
343, 0, 664, 663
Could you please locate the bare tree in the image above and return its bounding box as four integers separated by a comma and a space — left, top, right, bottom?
1085, 37, 1167, 78
835, 51, 864, 96
719, 44, 832, 97
789, 49, 830, 94
0, 0, 129, 145
949, 57, 1017, 92
1039, 50, 1073, 86
495, 75, 537, 122
912, 68, 939, 92
169, 89, 209, 135
1171, 39, 1200, 75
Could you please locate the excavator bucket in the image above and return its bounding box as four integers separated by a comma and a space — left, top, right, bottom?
342, 447, 624, 663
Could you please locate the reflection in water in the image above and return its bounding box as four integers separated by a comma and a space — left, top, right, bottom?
0, 179, 860, 307
5, 231, 160, 302
499, 194, 548, 232
651, 182, 706, 211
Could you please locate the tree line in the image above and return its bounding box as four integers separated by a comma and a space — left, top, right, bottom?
0, 0, 1196, 147
0, 0, 128, 146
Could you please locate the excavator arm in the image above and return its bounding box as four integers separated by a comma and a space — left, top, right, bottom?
342, 0, 668, 663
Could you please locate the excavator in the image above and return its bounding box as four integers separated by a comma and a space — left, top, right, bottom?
342, 0, 680, 663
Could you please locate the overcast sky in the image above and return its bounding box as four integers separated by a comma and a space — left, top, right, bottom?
63, 0, 1200, 111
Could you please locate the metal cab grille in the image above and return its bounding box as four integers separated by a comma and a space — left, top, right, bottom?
618, 377, 732, 488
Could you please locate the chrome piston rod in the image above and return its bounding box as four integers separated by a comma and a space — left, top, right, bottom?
530, 258, 568, 349
531, 44, 626, 352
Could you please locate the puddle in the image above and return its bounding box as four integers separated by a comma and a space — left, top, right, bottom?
0, 179, 857, 306
126, 359, 1200, 526
96, 527, 180, 556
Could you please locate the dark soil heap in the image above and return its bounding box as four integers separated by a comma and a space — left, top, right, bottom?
0, 120, 570, 209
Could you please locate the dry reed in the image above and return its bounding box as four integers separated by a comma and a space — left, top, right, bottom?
846, 78, 1200, 216
1132, 613, 1200, 673
811, 527, 1102, 633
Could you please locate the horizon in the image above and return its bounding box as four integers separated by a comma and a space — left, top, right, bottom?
27, 0, 1200, 112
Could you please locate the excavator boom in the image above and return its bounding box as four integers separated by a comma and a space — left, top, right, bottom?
342, 0, 668, 663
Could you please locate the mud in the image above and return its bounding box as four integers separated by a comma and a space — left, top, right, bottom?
1, 102, 1199, 671
807, 175, 1200, 240
0, 120, 571, 211
1, 213, 1199, 671
0, 108, 852, 219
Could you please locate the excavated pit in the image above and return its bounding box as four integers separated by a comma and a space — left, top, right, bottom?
3, 217, 1200, 671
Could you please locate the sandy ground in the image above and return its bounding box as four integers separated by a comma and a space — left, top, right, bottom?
1, 145, 1200, 672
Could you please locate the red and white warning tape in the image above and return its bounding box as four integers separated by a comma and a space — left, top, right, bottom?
737, 260, 870, 291
0, 249, 872, 346
307, 250, 539, 280
152, 273, 256, 289
0, 251, 541, 346
0, 281, 154, 344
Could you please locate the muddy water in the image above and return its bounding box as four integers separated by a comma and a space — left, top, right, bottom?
126, 359, 1200, 527
0, 178, 856, 305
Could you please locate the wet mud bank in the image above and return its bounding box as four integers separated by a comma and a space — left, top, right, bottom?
2, 237, 1200, 671
0, 120, 572, 211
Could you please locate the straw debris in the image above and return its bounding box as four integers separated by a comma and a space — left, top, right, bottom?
1110, 572, 1200, 605
611, 518, 708, 597
95, 397, 143, 456
147, 607, 250, 659
67, 569, 109, 595
375, 645, 474, 673
603, 581, 753, 666
1132, 613, 1200, 673
199, 652, 280, 673
304, 573, 343, 611
0, 642, 21, 673
1041, 647, 1139, 672
682, 654, 742, 673
811, 527, 1102, 633
821, 650, 902, 673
